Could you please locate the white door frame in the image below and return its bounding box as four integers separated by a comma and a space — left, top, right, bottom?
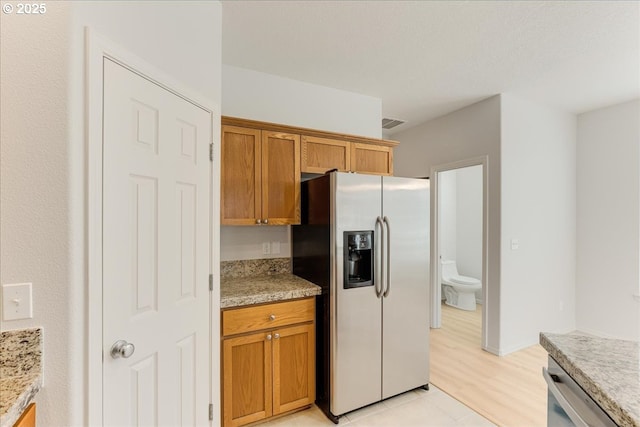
86, 28, 221, 425
430, 156, 489, 351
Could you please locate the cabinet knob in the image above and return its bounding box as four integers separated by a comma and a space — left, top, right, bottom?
263, 219, 269, 224
256, 219, 262, 225
266, 334, 272, 341
274, 333, 280, 339
269, 314, 276, 321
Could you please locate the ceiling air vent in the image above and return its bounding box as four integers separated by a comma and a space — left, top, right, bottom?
381, 118, 406, 130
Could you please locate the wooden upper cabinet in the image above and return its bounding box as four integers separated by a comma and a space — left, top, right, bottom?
301, 136, 351, 173
221, 126, 262, 225
261, 131, 301, 225
351, 143, 393, 176
221, 117, 397, 225
221, 125, 300, 225
300, 135, 394, 176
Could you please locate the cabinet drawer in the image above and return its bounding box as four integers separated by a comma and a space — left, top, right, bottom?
222, 298, 314, 336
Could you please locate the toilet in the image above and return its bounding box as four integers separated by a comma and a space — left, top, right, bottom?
441, 259, 481, 311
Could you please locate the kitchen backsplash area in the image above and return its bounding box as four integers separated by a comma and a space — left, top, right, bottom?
221, 226, 291, 261
221, 257, 291, 279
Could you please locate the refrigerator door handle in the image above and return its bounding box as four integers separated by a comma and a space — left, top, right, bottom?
375, 216, 385, 298
383, 216, 391, 298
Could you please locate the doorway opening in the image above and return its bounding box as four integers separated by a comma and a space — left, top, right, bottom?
430, 157, 488, 350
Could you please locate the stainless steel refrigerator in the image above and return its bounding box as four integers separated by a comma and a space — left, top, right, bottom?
292, 172, 430, 423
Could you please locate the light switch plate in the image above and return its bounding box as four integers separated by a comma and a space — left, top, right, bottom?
2, 282, 33, 321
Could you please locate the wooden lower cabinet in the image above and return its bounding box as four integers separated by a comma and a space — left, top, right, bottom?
223, 333, 273, 427
272, 323, 315, 415
13, 403, 35, 427
222, 299, 315, 427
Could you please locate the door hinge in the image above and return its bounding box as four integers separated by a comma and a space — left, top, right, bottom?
209, 403, 213, 420
209, 274, 213, 291
209, 142, 214, 162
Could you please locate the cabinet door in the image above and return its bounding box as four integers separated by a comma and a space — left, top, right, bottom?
351, 143, 393, 176
272, 323, 315, 415
13, 403, 35, 427
301, 135, 351, 173
221, 126, 262, 225
223, 332, 273, 427
261, 131, 301, 225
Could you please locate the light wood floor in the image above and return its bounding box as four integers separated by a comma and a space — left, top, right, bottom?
430, 303, 548, 427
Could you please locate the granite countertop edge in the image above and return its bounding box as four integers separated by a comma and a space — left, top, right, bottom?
540, 332, 638, 427
0, 373, 42, 427
220, 273, 321, 309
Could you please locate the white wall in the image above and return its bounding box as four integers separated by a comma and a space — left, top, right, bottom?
439, 170, 458, 262
395, 94, 577, 354
500, 93, 576, 352
220, 226, 291, 261
576, 99, 640, 341
1, 5, 74, 424
221, 65, 383, 261
0, 2, 222, 425
439, 166, 483, 302
456, 165, 483, 283
456, 165, 483, 302
393, 96, 502, 353
222, 65, 381, 138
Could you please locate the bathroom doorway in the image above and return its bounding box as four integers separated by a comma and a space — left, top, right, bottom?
430, 157, 488, 349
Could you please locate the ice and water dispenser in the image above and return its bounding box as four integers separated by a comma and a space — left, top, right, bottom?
343, 231, 374, 289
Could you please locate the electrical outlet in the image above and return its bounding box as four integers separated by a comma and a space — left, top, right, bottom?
2, 282, 33, 321
271, 241, 281, 255
262, 242, 271, 255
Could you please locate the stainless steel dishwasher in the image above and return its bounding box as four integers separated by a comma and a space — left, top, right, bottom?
543, 356, 618, 426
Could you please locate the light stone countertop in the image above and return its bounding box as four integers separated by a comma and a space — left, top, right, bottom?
0, 328, 43, 427
540, 332, 639, 427
221, 273, 321, 308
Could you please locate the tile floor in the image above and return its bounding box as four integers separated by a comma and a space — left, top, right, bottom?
264, 386, 496, 427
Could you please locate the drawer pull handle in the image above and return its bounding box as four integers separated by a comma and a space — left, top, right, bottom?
266, 334, 272, 341
269, 314, 276, 321
256, 219, 262, 225
263, 219, 269, 224
274, 333, 280, 339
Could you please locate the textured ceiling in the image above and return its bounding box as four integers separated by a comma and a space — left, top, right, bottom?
222, 1, 640, 135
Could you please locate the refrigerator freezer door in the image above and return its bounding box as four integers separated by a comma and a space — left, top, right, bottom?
331, 173, 383, 415
381, 176, 430, 399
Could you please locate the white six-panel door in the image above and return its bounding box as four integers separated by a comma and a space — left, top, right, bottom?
102, 58, 211, 426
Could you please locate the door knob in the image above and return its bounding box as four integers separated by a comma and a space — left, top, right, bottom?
110, 340, 135, 359
263, 219, 269, 224
269, 314, 276, 321
274, 333, 280, 339
256, 219, 262, 225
